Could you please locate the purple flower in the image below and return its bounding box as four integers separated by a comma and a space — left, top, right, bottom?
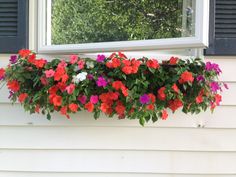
77, 95, 87, 104
96, 54, 106, 63
87, 74, 94, 80
139, 94, 150, 104
205, 62, 222, 75
210, 82, 220, 92
196, 75, 205, 82
10, 55, 18, 64
96, 76, 107, 87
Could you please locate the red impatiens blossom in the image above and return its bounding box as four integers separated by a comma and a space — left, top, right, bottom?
214, 94, 222, 106
148, 93, 156, 103
99, 92, 119, 104
179, 71, 194, 84
52, 95, 62, 106
169, 57, 179, 65
121, 59, 141, 75
168, 99, 183, 112
172, 83, 179, 93
28, 54, 36, 64
54, 67, 66, 81
19, 49, 31, 58
100, 103, 113, 115
7, 80, 20, 92
85, 102, 94, 112
65, 84, 75, 94
35, 104, 40, 113
157, 87, 166, 101
0, 68, 5, 79
69, 103, 78, 112
146, 104, 155, 110
57, 82, 67, 92
196, 95, 203, 104
60, 106, 70, 119
161, 110, 168, 120
112, 81, 129, 97
18, 93, 28, 103
122, 66, 133, 74
146, 59, 160, 69
34, 59, 47, 68
115, 101, 126, 115
48, 85, 58, 95
78, 60, 85, 70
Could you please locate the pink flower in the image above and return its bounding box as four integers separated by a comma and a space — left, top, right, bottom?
78, 95, 87, 104
45, 69, 55, 78
90, 95, 99, 104
96, 76, 107, 87
58, 60, 67, 68
70, 55, 78, 64
65, 84, 75, 94
78, 60, 85, 70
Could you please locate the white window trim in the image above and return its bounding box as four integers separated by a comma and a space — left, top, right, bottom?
37, 0, 209, 54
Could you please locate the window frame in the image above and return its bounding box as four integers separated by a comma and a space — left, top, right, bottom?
37, 0, 210, 54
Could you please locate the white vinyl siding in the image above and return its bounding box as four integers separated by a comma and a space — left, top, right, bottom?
0, 56, 236, 177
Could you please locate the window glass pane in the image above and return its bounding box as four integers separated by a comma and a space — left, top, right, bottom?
50, 0, 195, 45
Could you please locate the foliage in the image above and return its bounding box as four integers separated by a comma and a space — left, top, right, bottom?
51, 0, 184, 44
0, 50, 227, 126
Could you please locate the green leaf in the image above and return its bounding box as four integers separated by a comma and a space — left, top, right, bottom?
46, 113, 51, 120
139, 117, 145, 126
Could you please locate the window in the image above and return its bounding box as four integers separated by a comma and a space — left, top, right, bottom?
38, 0, 209, 54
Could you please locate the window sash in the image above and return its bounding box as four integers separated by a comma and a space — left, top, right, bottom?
37, 0, 209, 54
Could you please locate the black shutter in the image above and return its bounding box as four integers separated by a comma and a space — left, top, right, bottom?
0, 0, 28, 53
205, 0, 236, 55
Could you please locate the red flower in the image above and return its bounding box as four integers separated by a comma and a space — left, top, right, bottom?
40, 77, 48, 86
69, 103, 78, 112
85, 102, 94, 112
28, 54, 36, 63
146, 104, 154, 110
146, 59, 160, 69
60, 106, 70, 119
172, 84, 179, 93
0, 68, 5, 78
118, 52, 127, 59
18, 93, 28, 103
157, 87, 166, 101
115, 101, 125, 115
121, 86, 128, 97
161, 110, 168, 120
179, 71, 194, 84
48, 86, 58, 95
70, 55, 78, 64
196, 95, 203, 104
148, 93, 156, 103
122, 66, 132, 74
100, 103, 112, 114
34, 59, 47, 68
168, 99, 183, 112
35, 104, 40, 113
7, 80, 20, 92
169, 57, 178, 65
215, 94, 222, 106
19, 49, 31, 58
112, 81, 123, 90
78, 60, 85, 70
54, 67, 66, 81
52, 95, 62, 106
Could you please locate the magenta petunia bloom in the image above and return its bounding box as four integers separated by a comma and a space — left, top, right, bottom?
139, 94, 150, 104
210, 82, 220, 92
96, 76, 107, 87
78, 95, 87, 104
10, 55, 18, 64
96, 54, 106, 63
90, 95, 99, 104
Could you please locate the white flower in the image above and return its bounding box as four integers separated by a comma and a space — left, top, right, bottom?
86, 61, 94, 69
72, 72, 88, 83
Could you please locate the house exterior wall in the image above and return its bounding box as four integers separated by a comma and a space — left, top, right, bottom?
0, 54, 236, 177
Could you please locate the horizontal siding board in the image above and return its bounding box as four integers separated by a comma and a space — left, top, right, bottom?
1, 127, 236, 151
0, 104, 235, 128
0, 172, 235, 177
0, 150, 236, 174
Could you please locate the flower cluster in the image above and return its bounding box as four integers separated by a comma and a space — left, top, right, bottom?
0, 49, 227, 125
